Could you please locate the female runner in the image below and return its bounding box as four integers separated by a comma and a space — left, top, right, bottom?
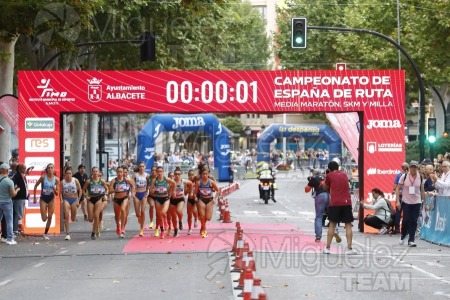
185, 170, 199, 235
82, 167, 109, 240
149, 166, 175, 239
33, 163, 60, 240
59, 167, 82, 240
132, 162, 149, 237
167, 171, 175, 236
147, 166, 157, 235
169, 168, 193, 237
109, 166, 135, 238
194, 168, 220, 238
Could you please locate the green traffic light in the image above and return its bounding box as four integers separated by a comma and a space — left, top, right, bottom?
295, 36, 304, 44
428, 136, 436, 143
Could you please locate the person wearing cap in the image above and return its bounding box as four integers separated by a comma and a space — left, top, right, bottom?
0, 163, 20, 245
392, 162, 409, 234
430, 160, 450, 196
395, 160, 426, 247
73, 164, 88, 221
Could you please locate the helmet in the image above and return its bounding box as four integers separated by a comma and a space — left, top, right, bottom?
332, 157, 341, 165
262, 163, 269, 170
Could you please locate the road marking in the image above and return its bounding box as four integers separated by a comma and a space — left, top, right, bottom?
243, 211, 259, 215
33, 262, 45, 268
425, 261, 446, 268
59, 250, 68, 254
272, 211, 287, 215
0, 279, 13, 286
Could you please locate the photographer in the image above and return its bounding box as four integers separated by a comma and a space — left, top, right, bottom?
361, 188, 391, 234
305, 170, 329, 242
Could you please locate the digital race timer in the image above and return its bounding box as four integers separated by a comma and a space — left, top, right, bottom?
166, 80, 258, 104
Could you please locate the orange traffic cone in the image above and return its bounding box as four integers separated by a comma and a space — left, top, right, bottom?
232, 228, 243, 255
223, 206, 233, 223
258, 292, 267, 300
242, 268, 254, 300
250, 278, 263, 300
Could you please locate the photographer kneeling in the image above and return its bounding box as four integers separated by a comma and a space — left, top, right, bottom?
361, 188, 391, 234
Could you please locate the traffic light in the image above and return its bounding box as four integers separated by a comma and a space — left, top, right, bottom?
291, 18, 307, 49
428, 117, 437, 143
140, 32, 156, 61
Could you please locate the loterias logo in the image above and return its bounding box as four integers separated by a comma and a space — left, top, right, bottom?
87, 78, 103, 102
25, 118, 55, 132
366, 119, 401, 129
366, 141, 402, 153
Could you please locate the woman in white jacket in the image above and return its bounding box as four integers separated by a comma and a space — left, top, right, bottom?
361, 188, 391, 234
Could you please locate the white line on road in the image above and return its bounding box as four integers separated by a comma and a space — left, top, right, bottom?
272, 211, 287, 215
33, 263, 45, 268
59, 250, 68, 254
0, 279, 13, 286
243, 211, 259, 215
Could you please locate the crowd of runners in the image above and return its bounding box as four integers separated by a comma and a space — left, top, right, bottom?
33, 161, 221, 241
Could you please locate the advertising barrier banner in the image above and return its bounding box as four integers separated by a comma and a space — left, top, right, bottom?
420, 196, 450, 246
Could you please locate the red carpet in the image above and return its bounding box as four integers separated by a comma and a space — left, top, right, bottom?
122, 223, 330, 254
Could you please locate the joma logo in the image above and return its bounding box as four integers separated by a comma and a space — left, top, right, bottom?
366, 119, 401, 129
172, 117, 205, 129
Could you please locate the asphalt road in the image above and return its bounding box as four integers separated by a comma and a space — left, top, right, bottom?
1, 170, 450, 300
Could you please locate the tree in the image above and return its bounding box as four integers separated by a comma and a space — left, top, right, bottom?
221, 116, 244, 133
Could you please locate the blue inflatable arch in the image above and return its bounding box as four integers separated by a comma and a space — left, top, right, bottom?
137, 114, 231, 181
256, 124, 342, 165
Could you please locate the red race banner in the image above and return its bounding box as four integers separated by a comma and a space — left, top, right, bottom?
19, 70, 405, 234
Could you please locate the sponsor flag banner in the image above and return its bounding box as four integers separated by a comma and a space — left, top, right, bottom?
420, 196, 450, 246
18, 70, 405, 234
0, 94, 18, 133
326, 112, 359, 161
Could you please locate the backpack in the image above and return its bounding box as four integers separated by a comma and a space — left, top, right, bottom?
383, 198, 395, 226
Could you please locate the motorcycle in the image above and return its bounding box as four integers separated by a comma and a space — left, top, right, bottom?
258, 169, 276, 204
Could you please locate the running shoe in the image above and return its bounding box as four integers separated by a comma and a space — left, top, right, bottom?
99, 221, 104, 231
408, 241, 417, 247
43, 234, 50, 241
84, 214, 88, 221
0, 237, 7, 243
194, 220, 198, 228
379, 227, 388, 235
91, 233, 96, 240
154, 228, 160, 237
120, 232, 125, 238
96, 231, 101, 238
116, 226, 121, 236
315, 238, 321, 243
179, 221, 183, 231
139, 229, 144, 237
6, 240, 17, 245
333, 232, 342, 243
201, 231, 208, 238
174, 229, 179, 237
160, 231, 165, 239
187, 229, 192, 235
346, 249, 358, 255
65, 234, 71, 241
149, 221, 154, 229
399, 236, 405, 245
167, 229, 172, 236
323, 247, 331, 254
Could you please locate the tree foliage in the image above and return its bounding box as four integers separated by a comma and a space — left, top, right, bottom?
220, 116, 244, 134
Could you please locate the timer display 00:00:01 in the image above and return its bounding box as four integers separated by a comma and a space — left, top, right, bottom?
166, 81, 258, 104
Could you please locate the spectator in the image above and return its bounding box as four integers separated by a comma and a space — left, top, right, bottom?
12, 163, 30, 236
322, 160, 356, 255
395, 160, 427, 247
430, 160, 450, 196
392, 162, 409, 234
423, 163, 436, 194
361, 188, 391, 234
0, 163, 20, 245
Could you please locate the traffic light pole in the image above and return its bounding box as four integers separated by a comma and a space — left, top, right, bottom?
308, 26, 427, 161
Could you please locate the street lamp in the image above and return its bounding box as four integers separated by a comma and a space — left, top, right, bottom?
244, 126, 251, 150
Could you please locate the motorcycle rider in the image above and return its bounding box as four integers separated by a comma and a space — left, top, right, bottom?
257, 163, 276, 202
